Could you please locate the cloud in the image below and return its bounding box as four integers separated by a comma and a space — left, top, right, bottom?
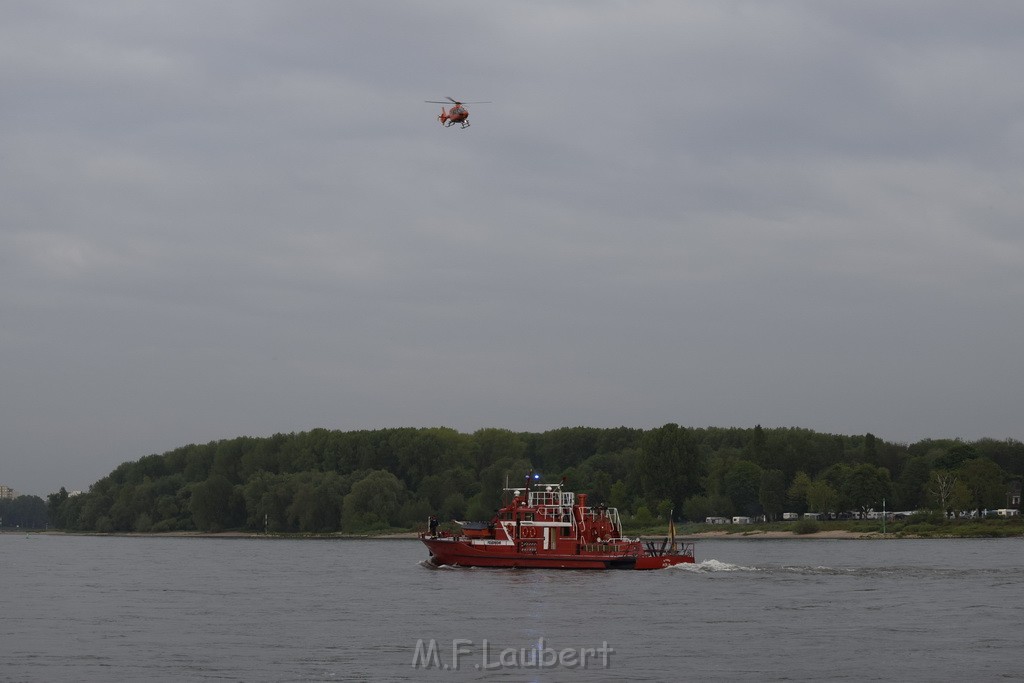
2, 1, 1023, 495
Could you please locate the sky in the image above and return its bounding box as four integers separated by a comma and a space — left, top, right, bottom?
3, 1, 1023, 496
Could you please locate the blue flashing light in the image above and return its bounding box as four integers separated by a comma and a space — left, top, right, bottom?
533, 473, 541, 480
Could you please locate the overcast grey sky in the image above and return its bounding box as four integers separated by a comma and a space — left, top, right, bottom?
3, 1, 1023, 496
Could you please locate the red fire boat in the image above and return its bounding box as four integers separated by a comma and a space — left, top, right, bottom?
420, 475, 694, 570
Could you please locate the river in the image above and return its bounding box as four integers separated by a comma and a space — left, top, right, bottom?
2, 534, 1022, 681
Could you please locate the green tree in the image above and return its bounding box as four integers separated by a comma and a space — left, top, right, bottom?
182, 443, 216, 482
47, 487, 71, 528
806, 481, 839, 516
287, 472, 347, 532
843, 464, 892, 517
471, 429, 527, 474
342, 470, 406, 532
743, 424, 767, 465
0, 495, 49, 528
242, 471, 289, 531
608, 480, 630, 511
440, 493, 467, 521
134, 513, 154, 532
468, 456, 533, 517
959, 458, 1005, 516
895, 456, 931, 510
588, 471, 613, 505
973, 438, 1024, 477
638, 424, 704, 511
787, 471, 812, 513
704, 449, 742, 498
189, 474, 235, 531
819, 463, 853, 512
107, 490, 133, 531
723, 460, 763, 517
863, 433, 878, 464
934, 443, 977, 471
682, 494, 733, 522
759, 469, 787, 521
631, 505, 655, 528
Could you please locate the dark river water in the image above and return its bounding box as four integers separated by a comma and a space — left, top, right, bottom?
2, 534, 1022, 681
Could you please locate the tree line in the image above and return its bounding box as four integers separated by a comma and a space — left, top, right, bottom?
0, 495, 49, 529
43, 425, 1024, 533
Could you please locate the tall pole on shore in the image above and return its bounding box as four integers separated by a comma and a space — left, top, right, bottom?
882, 498, 886, 535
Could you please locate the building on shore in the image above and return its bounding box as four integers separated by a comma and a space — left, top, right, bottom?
1007, 480, 1021, 510
0, 485, 17, 501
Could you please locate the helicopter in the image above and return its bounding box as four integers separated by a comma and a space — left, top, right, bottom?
425, 96, 491, 128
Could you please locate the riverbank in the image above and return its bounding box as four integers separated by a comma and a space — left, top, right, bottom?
5, 529, 422, 540
6, 529, 879, 540
683, 528, 891, 539
13, 528, 1019, 540
12, 524, 1019, 540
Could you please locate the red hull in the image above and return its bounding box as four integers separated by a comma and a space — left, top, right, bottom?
421, 475, 695, 570
633, 554, 695, 570
422, 536, 694, 571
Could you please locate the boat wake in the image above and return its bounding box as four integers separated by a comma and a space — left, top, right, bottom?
417, 559, 471, 570
670, 559, 758, 573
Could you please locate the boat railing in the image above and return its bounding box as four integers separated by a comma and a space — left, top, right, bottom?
643, 539, 696, 558
581, 506, 622, 532
608, 507, 621, 532
527, 490, 574, 508
578, 542, 634, 555
534, 505, 574, 523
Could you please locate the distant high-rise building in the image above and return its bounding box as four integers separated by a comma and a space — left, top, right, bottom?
0, 484, 17, 500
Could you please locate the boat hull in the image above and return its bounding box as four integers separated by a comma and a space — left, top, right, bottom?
633, 554, 694, 570
422, 537, 693, 570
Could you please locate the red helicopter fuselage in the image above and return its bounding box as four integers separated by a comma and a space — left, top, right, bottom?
427, 97, 488, 129
439, 105, 470, 128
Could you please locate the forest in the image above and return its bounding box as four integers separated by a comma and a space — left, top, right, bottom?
42, 425, 1024, 534
0, 494, 48, 529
